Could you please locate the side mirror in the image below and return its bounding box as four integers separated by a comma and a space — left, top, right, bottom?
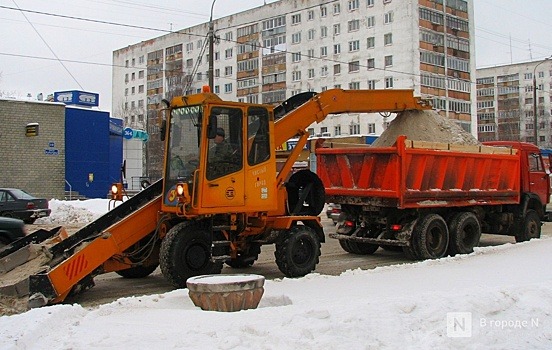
207, 114, 218, 139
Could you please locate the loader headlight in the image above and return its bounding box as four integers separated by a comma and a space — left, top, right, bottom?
111, 184, 119, 195
176, 183, 185, 196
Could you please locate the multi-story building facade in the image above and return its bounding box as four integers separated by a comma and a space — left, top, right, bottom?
113, 0, 475, 185
476, 59, 552, 147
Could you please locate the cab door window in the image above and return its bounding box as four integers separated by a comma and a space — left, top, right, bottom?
206, 107, 243, 180
247, 107, 271, 165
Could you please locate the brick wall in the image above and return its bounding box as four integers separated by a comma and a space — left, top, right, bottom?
0, 99, 66, 199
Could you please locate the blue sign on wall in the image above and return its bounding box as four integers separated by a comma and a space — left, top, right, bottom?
123, 127, 149, 142
123, 127, 134, 140
54, 90, 99, 107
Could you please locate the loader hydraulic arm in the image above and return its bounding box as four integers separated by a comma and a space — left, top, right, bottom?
273, 89, 430, 147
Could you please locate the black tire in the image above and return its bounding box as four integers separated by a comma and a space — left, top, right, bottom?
402, 244, 419, 260
116, 264, 159, 278
343, 240, 379, 255
381, 245, 403, 252
24, 218, 36, 225
286, 170, 325, 216
275, 225, 321, 277
338, 239, 354, 253
226, 244, 261, 268
447, 212, 481, 255
160, 222, 223, 288
412, 214, 449, 259
515, 209, 541, 242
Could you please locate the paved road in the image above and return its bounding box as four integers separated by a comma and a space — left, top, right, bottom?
32, 217, 549, 308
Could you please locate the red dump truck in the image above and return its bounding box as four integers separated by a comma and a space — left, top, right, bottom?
317, 136, 550, 259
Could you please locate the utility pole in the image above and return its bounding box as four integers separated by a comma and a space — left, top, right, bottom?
208, 0, 218, 91
533, 56, 551, 146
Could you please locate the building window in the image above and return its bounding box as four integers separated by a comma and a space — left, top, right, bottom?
385, 55, 393, 67
321, 26, 328, 38
308, 10, 314, 20
334, 24, 341, 36
367, 37, 375, 48
385, 77, 394, 88
197, 40, 202, 49
308, 29, 316, 40
138, 70, 144, 79
138, 100, 144, 108
186, 43, 193, 52
321, 66, 328, 77
367, 16, 375, 27
292, 32, 301, 44
138, 85, 144, 93
225, 66, 233, 76
367, 80, 376, 89
350, 123, 360, 135
367, 0, 374, 6
367, 123, 376, 133
308, 68, 315, 79
384, 33, 393, 45
131, 86, 135, 94
367, 58, 375, 69
348, 19, 360, 32
334, 64, 341, 75
307, 49, 315, 59
349, 60, 360, 72
320, 46, 328, 57
292, 52, 301, 62
333, 3, 341, 14
321, 6, 327, 17
225, 31, 233, 41
348, 0, 360, 11
335, 125, 341, 135
349, 40, 360, 52
334, 44, 341, 54
291, 14, 301, 24
384, 11, 394, 24
349, 82, 360, 90
224, 83, 233, 93
292, 71, 302, 81
225, 48, 233, 59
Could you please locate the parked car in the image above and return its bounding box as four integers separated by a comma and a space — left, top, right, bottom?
0, 188, 51, 224
0, 217, 27, 249
326, 203, 342, 224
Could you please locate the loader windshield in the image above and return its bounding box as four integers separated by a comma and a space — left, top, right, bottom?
167, 105, 202, 181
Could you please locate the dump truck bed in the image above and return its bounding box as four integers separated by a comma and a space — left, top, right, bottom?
317, 136, 521, 209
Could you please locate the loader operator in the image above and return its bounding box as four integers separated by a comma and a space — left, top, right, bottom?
209, 127, 234, 162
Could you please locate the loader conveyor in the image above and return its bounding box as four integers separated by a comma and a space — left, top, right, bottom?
0, 179, 163, 308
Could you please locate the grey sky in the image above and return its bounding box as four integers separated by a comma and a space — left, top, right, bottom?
0, 0, 551, 111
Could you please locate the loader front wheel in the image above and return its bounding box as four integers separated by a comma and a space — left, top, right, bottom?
275, 225, 320, 277
160, 222, 222, 288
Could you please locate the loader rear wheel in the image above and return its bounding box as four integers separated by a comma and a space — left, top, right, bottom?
411, 214, 449, 260
160, 222, 223, 288
515, 209, 541, 242
286, 170, 325, 216
275, 225, 320, 277
447, 212, 481, 255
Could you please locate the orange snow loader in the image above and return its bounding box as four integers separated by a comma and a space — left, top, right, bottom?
0, 89, 429, 308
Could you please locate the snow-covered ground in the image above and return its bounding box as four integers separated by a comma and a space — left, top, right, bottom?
2, 200, 551, 349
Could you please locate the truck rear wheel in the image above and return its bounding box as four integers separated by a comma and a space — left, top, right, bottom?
160, 222, 223, 288
339, 239, 379, 255
411, 214, 449, 259
275, 225, 320, 277
447, 212, 481, 255
515, 209, 541, 242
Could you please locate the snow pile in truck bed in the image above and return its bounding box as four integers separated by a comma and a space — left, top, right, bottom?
372, 109, 480, 147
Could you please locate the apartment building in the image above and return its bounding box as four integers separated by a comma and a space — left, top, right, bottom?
476, 59, 552, 147
112, 0, 475, 184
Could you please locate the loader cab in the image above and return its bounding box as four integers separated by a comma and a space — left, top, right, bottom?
162, 94, 278, 216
